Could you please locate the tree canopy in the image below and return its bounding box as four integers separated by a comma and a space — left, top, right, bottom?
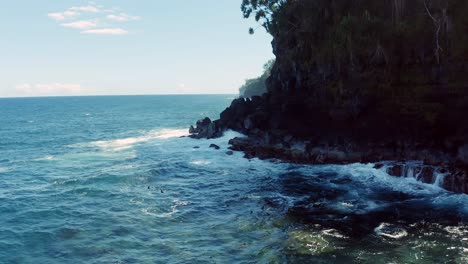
241, 0, 286, 34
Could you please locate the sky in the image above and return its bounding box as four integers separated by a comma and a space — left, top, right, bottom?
0, 1, 274, 97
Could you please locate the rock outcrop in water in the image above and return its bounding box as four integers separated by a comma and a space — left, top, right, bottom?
189, 117, 222, 139
190, 0, 468, 194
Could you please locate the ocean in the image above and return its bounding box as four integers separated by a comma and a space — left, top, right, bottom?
0, 95, 466, 263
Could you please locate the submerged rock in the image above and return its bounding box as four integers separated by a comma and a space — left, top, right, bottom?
209, 144, 220, 150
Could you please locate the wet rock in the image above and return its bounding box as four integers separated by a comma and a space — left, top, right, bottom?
374, 163, 385, 170
458, 144, 468, 165
327, 150, 347, 163
226, 151, 234, 156
188, 1, 468, 196
243, 117, 253, 130
189, 117, 222, 139
283, 134, 293, 143
419, 167, 435, 184
290, 142, 307, 160
443, 169, 468, 194
387, 165, 403, 177
209, 144, 220, 150
228, 137, 252, 151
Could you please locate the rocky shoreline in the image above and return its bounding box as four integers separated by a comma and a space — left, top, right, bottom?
189, 113, 468, 194
189, 1, 468, 195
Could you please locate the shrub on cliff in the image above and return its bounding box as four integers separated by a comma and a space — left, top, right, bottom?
239, 59, 275, 98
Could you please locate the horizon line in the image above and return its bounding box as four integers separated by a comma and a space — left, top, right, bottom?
0, 93, 238, 99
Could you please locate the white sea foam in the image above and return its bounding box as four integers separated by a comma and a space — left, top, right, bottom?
119, 164, 139, 170
41, 151, 137, 166
322, 229, 348, 239
53, 179, 78, 185
37, 156, 56, 161
374, 223, 408, 239
130, 197, 145, 205
190, 160, 211, 165
142, 199, 189, 218
444, 226, 468, 236
331, 163, 444, 195
0, 167, 8, 173
73, 128, 188, 152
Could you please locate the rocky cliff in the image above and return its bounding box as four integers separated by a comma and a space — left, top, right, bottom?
190, 0, 468, 193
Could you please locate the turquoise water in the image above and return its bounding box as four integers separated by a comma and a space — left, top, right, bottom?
0, 95, 467, 263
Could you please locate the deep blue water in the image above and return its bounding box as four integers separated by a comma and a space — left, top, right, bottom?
0, 95, 467, 263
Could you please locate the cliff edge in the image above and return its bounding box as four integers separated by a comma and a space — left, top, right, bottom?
191, 0, 468, 193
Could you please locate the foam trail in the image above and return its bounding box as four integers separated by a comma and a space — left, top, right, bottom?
36, 156, 56, 161
142, 200, 189, 218
153, 129, 188, 139
73, 128, 188, 152
190, 161, 211, 165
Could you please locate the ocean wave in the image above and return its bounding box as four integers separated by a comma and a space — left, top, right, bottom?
35, 151, 137, 165
374, 223, 408, 239
35, 156, 57, 161
142, 200, 189, 218
72, 128, 188, 152
286, 162, 468, 217
302, 163, 446, 196
0, 167, 8, 173
190, 160, 212, 165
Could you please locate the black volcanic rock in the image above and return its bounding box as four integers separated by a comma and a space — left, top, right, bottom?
189, 1, 468, 193
189, 117, 222, 139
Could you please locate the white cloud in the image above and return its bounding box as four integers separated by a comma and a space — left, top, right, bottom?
61, 20, 97, 29
70, 5, 100, 13
15, 83, 87, 95
48, 3, 138, 35
47, 11, 79, 21
47, 4, 99, 21
82, 28, 128, 35
107, 13, 141, 22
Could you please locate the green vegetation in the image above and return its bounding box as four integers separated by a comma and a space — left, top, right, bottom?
241, 0, 468, 121
239, 59, 275, 98
241, 0, 285, 34
242, 0, 468, 73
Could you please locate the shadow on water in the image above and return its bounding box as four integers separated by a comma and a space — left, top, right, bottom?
247, 168, 466, 263
274, 170, 466, 238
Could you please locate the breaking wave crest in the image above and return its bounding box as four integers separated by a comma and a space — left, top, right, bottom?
73, 128, 188, 152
